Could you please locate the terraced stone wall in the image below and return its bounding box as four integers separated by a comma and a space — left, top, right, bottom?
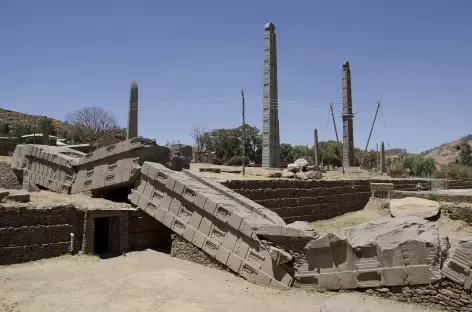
0, 205, 84, 265
221, 180, 371, 223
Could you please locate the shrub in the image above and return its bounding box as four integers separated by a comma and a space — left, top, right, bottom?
230, 155, 250, 166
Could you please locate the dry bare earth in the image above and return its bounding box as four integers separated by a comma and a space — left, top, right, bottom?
0, 250, 441, 312
189, 163, 388, 181
425, 139, 472, 166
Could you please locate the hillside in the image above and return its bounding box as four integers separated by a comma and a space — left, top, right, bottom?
0, 108, 73, 136
423, 136, 472, 166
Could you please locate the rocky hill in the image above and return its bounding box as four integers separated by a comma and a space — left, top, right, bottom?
0, 108, 72, 136
423, 135, 472, 166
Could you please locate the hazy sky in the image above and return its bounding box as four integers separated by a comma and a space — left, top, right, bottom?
1, 0, 470, 153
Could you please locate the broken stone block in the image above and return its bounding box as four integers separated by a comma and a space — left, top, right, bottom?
0, 189, 9, 202
269, 246, 293, 265
390, 197, 440, 219
442, 237, 472, 290
294, 158, 309, 171
267, 171, 282, 178
296, 217, 445, 290
295, 172, 308, 180
129, 162, 293, 288
287, 164, 299, 173
282, 170, 295, 178
4, 189, 30, 202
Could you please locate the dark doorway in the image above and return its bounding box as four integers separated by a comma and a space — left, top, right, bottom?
94, 217, 110, 254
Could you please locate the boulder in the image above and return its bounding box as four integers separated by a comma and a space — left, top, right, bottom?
3, 189, 30, 202
287, 164, 299, 173
297, 216, 445, 290
390, 197, 440, 219
269, 246, 293, 265
295, 172, 308, 180
282, 170, 295, 178
267, 171, 282, 178
314, 171, 322, 179
294, 158, 309, 171
305, 170, 316, 179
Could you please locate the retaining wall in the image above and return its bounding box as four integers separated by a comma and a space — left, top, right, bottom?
0, 205, 84, 265
370, 179, 431, 191
362, 280, 472, 312
221, 180, 371, 223
128, 210, 172, 251
0, 205, 173, 265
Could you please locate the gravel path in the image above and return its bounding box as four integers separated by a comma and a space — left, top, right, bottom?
0, 250, 441, 312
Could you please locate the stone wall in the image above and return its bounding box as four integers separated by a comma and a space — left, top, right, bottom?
170, 234, 226, 270
0, 162, 21, 189
391, 191, 472, 203
0, 205, 84, 265
128, 210, 172, 251
221, 180, 371, 223
361, 280, 472, 312
448, 180, 472, 190
371, 179, 431, 191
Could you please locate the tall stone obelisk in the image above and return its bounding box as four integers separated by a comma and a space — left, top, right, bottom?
313, 128, 320, 166
127, 81, 138, 139
262, 22, 280, 168
342, 61, 354, 168
380, 141, 386, 173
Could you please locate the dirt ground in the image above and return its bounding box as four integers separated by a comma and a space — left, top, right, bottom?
189, 162, 388, 181
311, 199, 472, 249
0, 250, 441, 312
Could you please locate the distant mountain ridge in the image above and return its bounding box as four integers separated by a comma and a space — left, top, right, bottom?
422, 134, 472, 166
0, 108, 72, 136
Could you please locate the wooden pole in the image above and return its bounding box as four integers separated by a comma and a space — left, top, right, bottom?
241, 89, 246, 176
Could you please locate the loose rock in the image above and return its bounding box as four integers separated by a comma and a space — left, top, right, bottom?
390, 197, 440, 219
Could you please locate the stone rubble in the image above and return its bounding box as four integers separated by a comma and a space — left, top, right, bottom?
7, 139, 472, 305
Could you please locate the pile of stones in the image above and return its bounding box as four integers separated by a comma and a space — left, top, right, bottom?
268, 158, 323, 180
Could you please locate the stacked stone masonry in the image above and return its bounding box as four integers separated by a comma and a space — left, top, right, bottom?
221, 180, 371, 223
128, 162, 295, 288
362, 280, 472, 312
0, 205, 84, 265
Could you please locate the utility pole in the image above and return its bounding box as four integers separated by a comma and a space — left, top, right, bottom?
241, 89, 246, 176
365, 101, 381, 152
330, 102, 340, 143
330, 102, 343, 173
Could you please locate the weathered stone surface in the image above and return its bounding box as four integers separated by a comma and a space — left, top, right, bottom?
314, 171, 322, 179
295, 172, 308, 180
443, 237, 472, 290
2, 189, 30, 202
294, 158, 309, 171
390, 197, 440, 219
287, 164, 299, 173
296, 216, 445, 290
0, 189, 9, 202
269, 246, 293, 265
282, 170, 295, 178
129, 162, 293, 288
267, 171, 282, 178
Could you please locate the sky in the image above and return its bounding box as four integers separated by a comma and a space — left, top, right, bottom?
1, 0, 471, 153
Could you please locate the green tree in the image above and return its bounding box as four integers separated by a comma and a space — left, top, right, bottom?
280, 143, 293, 162
289, 145, 307, 163
457, 141, 472, 166
200, 124, 262, 163
317, 140, 342, 167
403, 155, 436, 177
39, 117, 56, 135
